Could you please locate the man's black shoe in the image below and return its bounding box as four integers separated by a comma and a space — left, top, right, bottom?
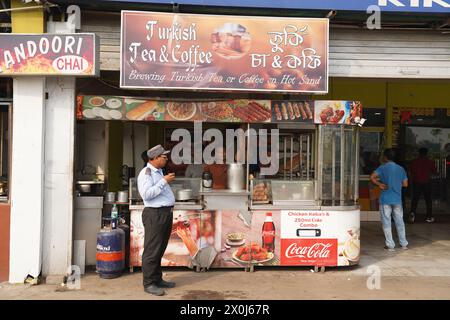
157, 280, 176, 288
144, 284, 165, 296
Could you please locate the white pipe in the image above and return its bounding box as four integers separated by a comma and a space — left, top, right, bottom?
0, 4, 57, 13
0, 5, 44, 13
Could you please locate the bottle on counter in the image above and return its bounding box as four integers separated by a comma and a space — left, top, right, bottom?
262, 212, 275, 253
111, 204, 118, 229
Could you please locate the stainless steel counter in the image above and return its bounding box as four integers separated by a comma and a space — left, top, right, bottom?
129, 203, 203, 211
251, 204, 359, 211
74, 196, 103, 266
201, 189, 250, 210
250, 205, 321, 210
199, 189, 250, 196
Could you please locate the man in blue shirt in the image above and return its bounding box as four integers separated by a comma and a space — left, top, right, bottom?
370, 149, 409, 251
138, 144, 176, 296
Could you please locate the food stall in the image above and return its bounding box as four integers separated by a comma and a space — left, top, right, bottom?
77, 96, 362, 271
74, 10, 362, 272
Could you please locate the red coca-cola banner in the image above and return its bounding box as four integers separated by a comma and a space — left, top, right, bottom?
280, 239, 338, 266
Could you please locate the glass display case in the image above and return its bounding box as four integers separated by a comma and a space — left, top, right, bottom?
250, 125, 359, 208
250, 179, 272, 205
250, 179, 317, 207
271, 180, 316, 206
170, 178, 202, 201
318, 125, 359, 207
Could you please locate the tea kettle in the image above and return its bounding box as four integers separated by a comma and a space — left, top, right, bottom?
202, 171, 213, 189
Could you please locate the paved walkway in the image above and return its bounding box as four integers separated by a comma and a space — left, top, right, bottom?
1, 217, 449, 300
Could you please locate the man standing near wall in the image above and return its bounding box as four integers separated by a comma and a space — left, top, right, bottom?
408, 147, 437, 223
137, 145, 176, 296
371, 149, 409, 251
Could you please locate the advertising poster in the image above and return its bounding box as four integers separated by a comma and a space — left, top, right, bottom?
78, 95, 362, 126
314, 100, 362, 125
271, 100, 314, 123
280, 210, 360, 267
0, 33, 99, 76
77, 95, 271, 123
212, 210, 281, 268
121, 11, 328, 93
130, 210, 218, 267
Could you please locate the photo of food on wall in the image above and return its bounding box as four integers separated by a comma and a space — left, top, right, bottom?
213, 210, 280, 268
78, 96, 125, 120
314, 100, 362, 125
231, 100, 272, 122
210, 23, 252, 60
271, 101, 314, 122
164, 101, 202, 121
124, 99, 165, 121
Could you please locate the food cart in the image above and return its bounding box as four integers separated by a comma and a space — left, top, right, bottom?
77, 96, 362, 272
75, 11, 362, 273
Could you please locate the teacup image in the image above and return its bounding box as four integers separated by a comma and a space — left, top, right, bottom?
342, 238, 360, 262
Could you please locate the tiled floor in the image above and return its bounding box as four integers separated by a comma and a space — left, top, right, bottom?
346, 215, 450, 277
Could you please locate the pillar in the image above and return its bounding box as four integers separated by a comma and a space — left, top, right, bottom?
42, 77, 76, 279
9, 0, 45, 283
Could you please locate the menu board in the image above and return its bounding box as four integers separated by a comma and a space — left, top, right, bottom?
77, 95, 362, 125
77, 96, 272, 123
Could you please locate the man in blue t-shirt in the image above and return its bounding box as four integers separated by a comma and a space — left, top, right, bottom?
370, 149, 409, 251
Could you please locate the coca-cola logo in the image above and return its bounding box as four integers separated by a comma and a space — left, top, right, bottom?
262, 231, 275, 237
285, 242, 332, 259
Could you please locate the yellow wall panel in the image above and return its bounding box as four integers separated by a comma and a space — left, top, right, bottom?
11, 0, 44, 33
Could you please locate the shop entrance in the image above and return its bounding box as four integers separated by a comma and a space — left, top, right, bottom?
401, 125, 450, 214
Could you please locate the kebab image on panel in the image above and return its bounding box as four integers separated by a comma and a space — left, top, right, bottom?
272, 101, 314, 122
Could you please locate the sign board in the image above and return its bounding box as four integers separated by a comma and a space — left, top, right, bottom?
280, 210, 360, 266
77, 95, 363, 125
0, 33, 99, 76
121, 11, 329, 93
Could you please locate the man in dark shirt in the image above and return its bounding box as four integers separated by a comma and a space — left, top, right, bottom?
409, 147, 437, 223
371, 149, 409, 251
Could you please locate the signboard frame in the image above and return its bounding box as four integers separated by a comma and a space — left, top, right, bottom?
0, 33, 100, 77
120, 10, 329, 94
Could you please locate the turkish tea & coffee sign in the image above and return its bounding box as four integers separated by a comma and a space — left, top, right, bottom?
121, 11, 328, 93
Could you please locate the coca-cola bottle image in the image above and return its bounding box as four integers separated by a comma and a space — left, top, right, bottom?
262, 212, 275, 253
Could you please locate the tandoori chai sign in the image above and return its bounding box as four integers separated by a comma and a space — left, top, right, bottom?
0, 33, 99, 76
120, 11, 329, 93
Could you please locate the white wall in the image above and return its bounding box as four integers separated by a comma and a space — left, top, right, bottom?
123, 122, 148, 170
77, 121, 106, 180
9, 78, 46, 283
42, 77, 76, 277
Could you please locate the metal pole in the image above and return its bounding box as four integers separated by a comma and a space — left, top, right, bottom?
317, 126, 322, 203
307, 134, 310, 180
354, 127, 360, 203
331, 131, 335, 205
246, 123, 250, 192
290, 135, 293, 180
283, 136, 287, 180
300, 134, 303, 179
131, 123, 136, 169
340, 126, 345, 206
